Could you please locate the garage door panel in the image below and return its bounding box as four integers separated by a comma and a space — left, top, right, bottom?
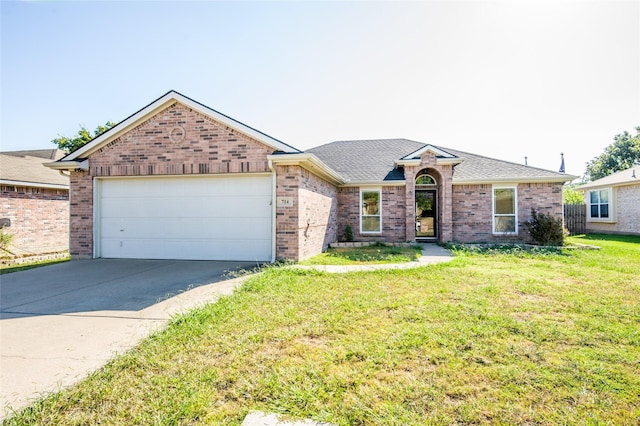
98, 175, 273, 261
101, 196, 271, 219
100, 238, 271, 261
100, 218, 272, 239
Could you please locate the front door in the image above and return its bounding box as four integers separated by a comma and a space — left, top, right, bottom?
416, 190, 437, 239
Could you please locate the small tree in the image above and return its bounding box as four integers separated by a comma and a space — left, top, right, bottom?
0, 229, 13, 252
525, 209, 567, 246
343, 224, 354, 242
52, 121, 116, 153
563, 184, 584, 205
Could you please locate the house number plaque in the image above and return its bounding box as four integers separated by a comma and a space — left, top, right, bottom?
277, 197, 294, 207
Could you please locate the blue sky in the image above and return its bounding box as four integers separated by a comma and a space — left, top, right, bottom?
1, 1, 638, 177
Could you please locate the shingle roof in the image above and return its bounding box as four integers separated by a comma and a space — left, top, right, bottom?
0, 150, 69, 188
307, 138, 571, 183
579, 166, 640, 190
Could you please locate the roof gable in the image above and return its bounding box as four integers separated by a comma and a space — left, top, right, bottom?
61, 90, 300, 162
400, 144, 457, 160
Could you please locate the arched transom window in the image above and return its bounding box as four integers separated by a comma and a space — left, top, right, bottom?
415, 174, 436, 185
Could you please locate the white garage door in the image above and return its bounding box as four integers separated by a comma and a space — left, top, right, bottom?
97, 175, 272, 261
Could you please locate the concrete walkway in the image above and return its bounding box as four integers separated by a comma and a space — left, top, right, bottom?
293, 244, 454, 273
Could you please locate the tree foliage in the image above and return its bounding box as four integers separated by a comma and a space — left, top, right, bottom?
562, 184, 584, 205
584, 127, 640, 181
52, 121, 116, 153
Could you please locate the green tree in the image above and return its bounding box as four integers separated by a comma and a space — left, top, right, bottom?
52, 121, 116, 153
584, 127, 640, 181
563, 184, 584, 205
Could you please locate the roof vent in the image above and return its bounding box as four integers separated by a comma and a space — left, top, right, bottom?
559, 152, 565, 173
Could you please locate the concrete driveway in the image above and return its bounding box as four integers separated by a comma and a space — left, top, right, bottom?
0, 259, 255, 419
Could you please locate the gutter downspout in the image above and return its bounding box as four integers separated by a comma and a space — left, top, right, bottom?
267, 158, 277, 263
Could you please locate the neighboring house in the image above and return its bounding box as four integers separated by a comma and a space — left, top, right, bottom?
578, 166, 640, 235
0, 149, 70, 256
46, 91, 575, 262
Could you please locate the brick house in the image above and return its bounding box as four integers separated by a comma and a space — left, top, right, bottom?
578, 166, 640, 235
1, 149, 69, 256
46, 91, 575, 262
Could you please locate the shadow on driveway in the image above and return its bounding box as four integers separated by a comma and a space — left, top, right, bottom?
0, 259, 257, 319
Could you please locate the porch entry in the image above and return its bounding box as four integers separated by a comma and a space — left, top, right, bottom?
416, 190, 437, 238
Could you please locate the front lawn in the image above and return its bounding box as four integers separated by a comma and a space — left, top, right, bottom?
5, 234, 639, 425
300, 243, 422, 265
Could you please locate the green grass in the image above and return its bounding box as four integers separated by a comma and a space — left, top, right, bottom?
300, 243, 422, 265
4, 234, 639, 425
0, 256, 70, 275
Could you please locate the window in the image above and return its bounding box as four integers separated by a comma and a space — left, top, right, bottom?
416, 174, 436, 185
360, 189, 381, 233
588, 189, 610, 220
493, 186, 517, 234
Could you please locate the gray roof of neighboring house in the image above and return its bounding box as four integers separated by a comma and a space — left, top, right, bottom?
307, 138, 572, 183
579, 166, 640, 190
0, 149, 69, 188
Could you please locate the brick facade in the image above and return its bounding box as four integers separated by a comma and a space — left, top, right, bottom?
0, 185, 69, 255
275, 165, 338, 261
403, 152, 454, 242
452, 182, 564, 243
61, 96, 570, 260
69, 102, 281, 258
336, 186, 406, 242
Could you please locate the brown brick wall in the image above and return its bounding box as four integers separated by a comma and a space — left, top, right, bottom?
0, 186, 69, 255
69, 102, 278, 258
69, 172, 93, 257
336, 186, 406, 243
452, 182, 564, 243
274, 165, 338, 261
298, 169, 338, 260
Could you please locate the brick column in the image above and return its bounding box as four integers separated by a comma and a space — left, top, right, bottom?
404, 166, 417, 241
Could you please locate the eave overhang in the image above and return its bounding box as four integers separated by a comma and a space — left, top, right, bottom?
268, 153, 345, 186
452, 175, 578, 185
43, 159, 89, 172
0, 179, 69, 190
339, 180, 407, 187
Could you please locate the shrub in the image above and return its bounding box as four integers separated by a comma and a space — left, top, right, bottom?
0, 229, 13, 251
344, 224, 354, 242
525, 209, 567, 246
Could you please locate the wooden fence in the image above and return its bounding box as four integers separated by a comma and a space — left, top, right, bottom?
564, 204, 586, 235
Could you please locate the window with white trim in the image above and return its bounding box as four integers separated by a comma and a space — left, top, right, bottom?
493, 186, 517, 234
360, 189, 381, 233
588, 188, 611, 220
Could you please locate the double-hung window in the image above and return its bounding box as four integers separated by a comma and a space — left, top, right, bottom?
493, 186, 517, 234
360, 189, 381, 233
588, 189, 610, 220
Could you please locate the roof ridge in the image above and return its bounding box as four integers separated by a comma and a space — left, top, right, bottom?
437, 145, 568, 176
